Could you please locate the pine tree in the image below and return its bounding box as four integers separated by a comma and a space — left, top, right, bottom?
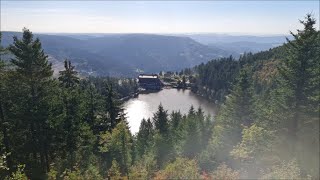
60, 81, 82, 165
278, 14, 319, 143
10, 28, 53, 80
9, 28, 53, 176
106, 84, 119, 130
208, 67, 254, 167
0, 32, 12, 174
153, 104, 169, 135
58, 59, 79, 88
83, 81, 101, 132
183, 107, 201, 157
136, 118, 153, 159
277, 14, 320, 176
170, 111, 182, 132
152, 104, 173, 167
99, 121, 132, 177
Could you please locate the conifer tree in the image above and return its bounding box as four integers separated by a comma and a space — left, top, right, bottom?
136, 118, 153, 158
208, 67, 254, 166
152, 104, 173, 167
277, 14, 320, 176
58, 60, 83, 165
105, 83, 122, 131
278, 14, 319, 143
170, 111, 182, 131
59, 59, 79, 88
99, 121, 132, 177
183, 107, 201, 157
153, 104, 169, 135
0, 32, 12, 173
9, 28, 53, 176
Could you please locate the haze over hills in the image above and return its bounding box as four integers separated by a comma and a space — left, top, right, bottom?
180, 33, 290, 55
1, 31, 289, 76
58, 32, 290, 55
2, 32, 232, 76
59, 32, 290, 54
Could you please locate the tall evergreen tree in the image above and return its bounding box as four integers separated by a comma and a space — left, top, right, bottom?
99, 121, 132, 178
58, 62, 83, 165
59, 59, 79, 88
153, 104, 169, 135
136, 118, 154, 159
277, 14, 320, 176
104, 83, 122, 131
278, 14, 320, 143
152, 104, 173, 167
0, 32, 12, 174
208, 67, 254, 167
9, 28, 53, 176
183, 107, 201, 157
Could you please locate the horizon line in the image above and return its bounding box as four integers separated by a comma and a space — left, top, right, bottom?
1, 30, 290, 37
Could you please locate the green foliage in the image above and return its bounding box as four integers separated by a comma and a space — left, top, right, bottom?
99, 121, 132, 176
83, 164, 103, 180
0, 154, 8, 171
7, 28, 54, 177
199, 14, 319, 179
0, 28, 138, 179
1, 14, 319, 179
153, 132, 172, 168
108, 160, 122, 179
60, 166, 82, 180
207, 67, 255, 167
59, 59, 79, 88
230, 124, 276, 178
193, 55, 240, 102
275, 14, 320, 177
182, 106, 202, 158
231, 124, 275, 161
8, 165, 28, 180
136, 118, 154, 159
0, 153, 9, 179
154, 157, 201, 179
261, 160, 301, 179
153, 104, 169, 135
129, 153, 157, 180
210, 163, 240, 180
47, 167, 58, 180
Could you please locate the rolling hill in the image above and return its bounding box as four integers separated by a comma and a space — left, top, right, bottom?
1, 32, 232, 77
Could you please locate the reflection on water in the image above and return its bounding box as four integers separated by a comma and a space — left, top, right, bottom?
123, 88, 216, 134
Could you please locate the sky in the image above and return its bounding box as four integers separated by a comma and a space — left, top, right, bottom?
1, 1, 319, 35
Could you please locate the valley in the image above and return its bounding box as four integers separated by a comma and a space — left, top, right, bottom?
1, 32, 289, 77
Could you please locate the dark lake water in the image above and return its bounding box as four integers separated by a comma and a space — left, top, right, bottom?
123, 88, 216, 134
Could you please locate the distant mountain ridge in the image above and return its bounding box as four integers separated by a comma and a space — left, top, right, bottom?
1, 32, 232, 76
1, 31, 287, 77
179, 33, 290, 55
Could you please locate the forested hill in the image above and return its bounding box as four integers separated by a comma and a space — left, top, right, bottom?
1, 32, 231, 76
0, 14, 319, 179
183, 33, 291, 55
187, 42, 286, 102
174, 15, 319, 179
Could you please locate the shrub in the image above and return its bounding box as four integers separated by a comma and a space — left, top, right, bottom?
210, 163, 240, 180
261, 160, 301, 179
154, 157, 201, 179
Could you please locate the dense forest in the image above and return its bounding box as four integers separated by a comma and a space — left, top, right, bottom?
0, 14, 319, 179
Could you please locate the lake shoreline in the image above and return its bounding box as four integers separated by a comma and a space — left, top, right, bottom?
122, 88, 217, 134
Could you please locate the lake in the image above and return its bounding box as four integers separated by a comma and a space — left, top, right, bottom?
123, 88, 216, 134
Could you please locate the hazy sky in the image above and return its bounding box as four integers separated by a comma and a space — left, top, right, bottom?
1, 1, 319, 35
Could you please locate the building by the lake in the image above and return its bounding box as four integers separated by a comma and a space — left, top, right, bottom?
138, 74, 163, 90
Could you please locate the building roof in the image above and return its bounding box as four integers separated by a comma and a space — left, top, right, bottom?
139, 75, 158, 79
